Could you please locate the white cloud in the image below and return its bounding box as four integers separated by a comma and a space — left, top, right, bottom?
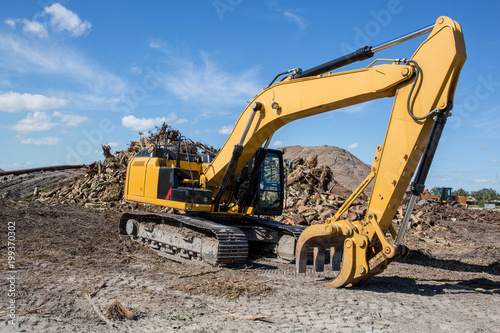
130, 66, 143, 74
0, 161, 33, 170
121, 113, 177, 131
21, 137, 61, 145
11, 111, 57, 132
162, 52, 261, 107
52, 111, 88, 126
489, 159, 500, 163
0, 33, 127, 96
346, 143, 359, 149
176, 118, 188, 125
4, 18, 48, 38
4, 19, 16, 29
5, 4, 89, 39
272, 140, 284, 147
218, 125, 233, 135
0, 91, 67, 112
10, 110, 86, 132
438, 178, 454, 182
283, 11, 308, 30
43, 3, 91, 37
193, 113, 209, 124
343, 102, 373, 113
21, 19, 48, 38
475, 179, 491, 183
149, 41, 161, 49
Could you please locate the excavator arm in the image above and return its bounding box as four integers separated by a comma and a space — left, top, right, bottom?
203, 16, 466, 286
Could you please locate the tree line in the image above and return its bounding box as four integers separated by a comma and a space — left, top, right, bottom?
430, 187, 499, 205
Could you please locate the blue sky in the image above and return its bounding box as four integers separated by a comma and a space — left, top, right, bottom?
0, 0, 498, 192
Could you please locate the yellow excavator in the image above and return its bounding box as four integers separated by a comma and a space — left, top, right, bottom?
120, 16, 466, 287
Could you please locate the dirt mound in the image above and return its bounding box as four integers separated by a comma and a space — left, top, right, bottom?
24, 142, 140, 210
395, 197, 500, 231
277, 146, 372, 226
282, 145, 371, 193
0, 168, 84, 200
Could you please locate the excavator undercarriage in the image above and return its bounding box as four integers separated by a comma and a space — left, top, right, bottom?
119, 212, 304, 265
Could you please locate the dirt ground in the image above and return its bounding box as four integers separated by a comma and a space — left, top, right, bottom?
1, 201, 499, 332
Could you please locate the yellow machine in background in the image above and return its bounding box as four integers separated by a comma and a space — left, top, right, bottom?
421, 188, 468, 207
121, 16, 466, 287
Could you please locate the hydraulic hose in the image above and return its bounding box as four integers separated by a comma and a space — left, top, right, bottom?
406, 60, 440, 121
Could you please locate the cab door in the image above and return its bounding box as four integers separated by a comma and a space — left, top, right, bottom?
126, 157, 150, 197
253, 150, 284, 215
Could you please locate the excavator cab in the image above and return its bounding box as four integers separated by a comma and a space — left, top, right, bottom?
233, 148, 285, 215
125, 141, 285, 216
254, 150, 284, 215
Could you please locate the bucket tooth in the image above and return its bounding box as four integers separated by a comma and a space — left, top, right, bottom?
313, 246, 326, 272
296, 223, 343, 273
330, 244, 343, 271
323, 238, 356, 288
296, 235, 312, 274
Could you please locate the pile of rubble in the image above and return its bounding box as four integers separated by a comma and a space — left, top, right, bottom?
276, 154, 500, 230
396, 200, 500, 229
27, 122, 499, 230
276, 155, 368, 226
29, 123, 217, 210
31, 141, 141, 209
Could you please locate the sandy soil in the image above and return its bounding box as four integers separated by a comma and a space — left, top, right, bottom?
1, 201, 499, 332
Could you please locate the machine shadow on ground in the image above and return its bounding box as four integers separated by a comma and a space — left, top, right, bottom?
354, 275, 500, 296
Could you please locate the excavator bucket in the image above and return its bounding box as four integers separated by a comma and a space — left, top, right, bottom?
296, 221, 376, 288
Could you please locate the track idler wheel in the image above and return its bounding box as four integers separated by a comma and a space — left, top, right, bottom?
296, 221, 372, 288
126, 219, 139, 238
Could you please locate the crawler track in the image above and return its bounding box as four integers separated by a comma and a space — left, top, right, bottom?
200, 214, 305, 262
119, 212, 248, 266
119, 212, 306, 266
